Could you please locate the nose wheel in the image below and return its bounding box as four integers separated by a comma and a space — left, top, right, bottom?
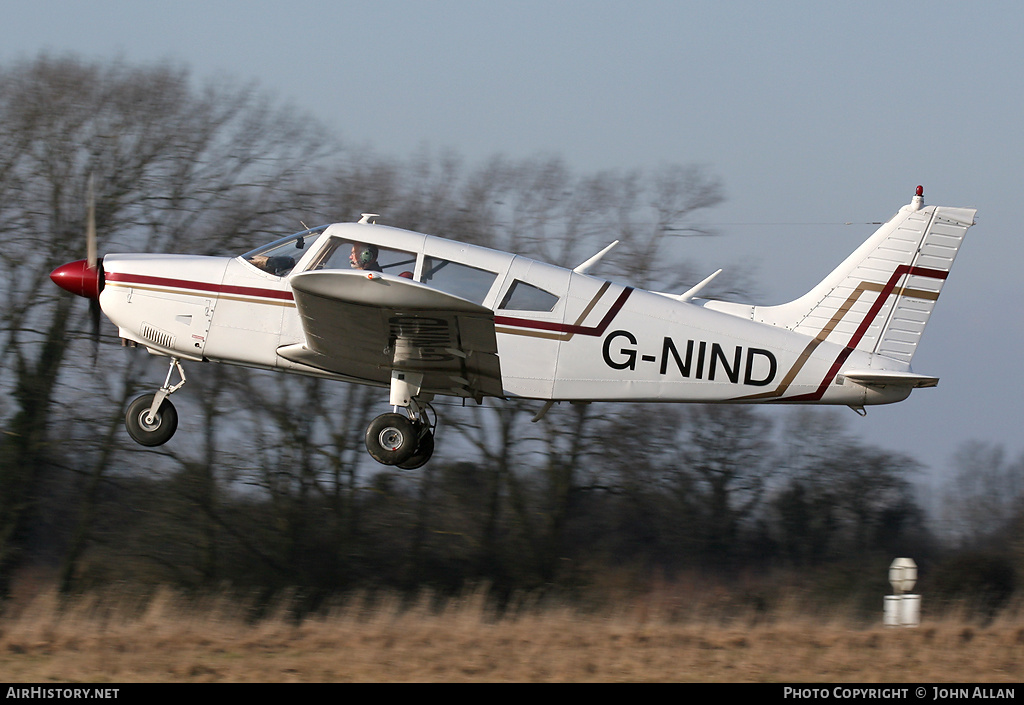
125, 357, 185, 447
125, 393, 178, 446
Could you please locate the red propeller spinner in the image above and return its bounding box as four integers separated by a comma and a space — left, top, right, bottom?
50, 259, 103, 299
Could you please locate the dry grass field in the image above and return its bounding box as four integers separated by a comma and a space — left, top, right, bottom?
1, 583, 1022, 683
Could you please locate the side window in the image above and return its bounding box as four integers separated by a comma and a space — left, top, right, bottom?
421, 257, 497, 304
499, 280, 559, 312
311, 239, 417, 277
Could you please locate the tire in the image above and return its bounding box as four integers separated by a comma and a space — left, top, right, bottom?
125, 393, 178, 447
398, 428, 435, 470
365, 413, 418, 465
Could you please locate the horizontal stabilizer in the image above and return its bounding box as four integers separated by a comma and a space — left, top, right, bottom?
839, 370, 939, 389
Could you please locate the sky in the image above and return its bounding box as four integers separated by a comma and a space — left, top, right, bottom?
2, 0, 1021, 488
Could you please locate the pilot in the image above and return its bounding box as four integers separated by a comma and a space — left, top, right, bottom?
350, 243, 382, 272
247, 253, 296, 276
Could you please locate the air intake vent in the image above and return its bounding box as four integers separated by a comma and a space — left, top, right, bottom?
140, 322, 175, 349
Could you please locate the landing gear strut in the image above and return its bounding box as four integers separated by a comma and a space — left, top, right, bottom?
125, 357, 185, 447
364, 370, 436, 468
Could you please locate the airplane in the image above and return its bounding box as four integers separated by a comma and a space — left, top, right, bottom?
50, 186, 976, 469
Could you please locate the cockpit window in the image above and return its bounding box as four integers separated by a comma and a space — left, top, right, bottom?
421, 257, 497, 304
244, 226, 328, 276
499, 280, 560, 312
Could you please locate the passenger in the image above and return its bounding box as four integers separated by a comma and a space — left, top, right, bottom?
350, 243, 382, 272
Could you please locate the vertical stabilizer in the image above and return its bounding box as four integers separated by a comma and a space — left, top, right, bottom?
714, 188, 976, 365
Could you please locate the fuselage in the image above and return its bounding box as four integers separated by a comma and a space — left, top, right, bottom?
95, 222, 909, 407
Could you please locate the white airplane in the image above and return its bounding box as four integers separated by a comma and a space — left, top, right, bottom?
51, 187, 975, 468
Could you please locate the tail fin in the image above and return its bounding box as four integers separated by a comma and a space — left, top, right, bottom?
748, 188, 976, 364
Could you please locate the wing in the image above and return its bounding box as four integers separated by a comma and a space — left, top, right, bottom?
278, 270, 503, 400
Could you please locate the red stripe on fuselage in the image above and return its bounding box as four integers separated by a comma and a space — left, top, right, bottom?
105, 272, 294, 301
494, 287, 633, 336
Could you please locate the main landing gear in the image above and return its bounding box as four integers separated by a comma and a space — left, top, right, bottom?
125, 357, 185, 447
124, 360, 437, 468
364, 370, 436, 469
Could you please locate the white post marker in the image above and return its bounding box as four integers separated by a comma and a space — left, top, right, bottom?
885, 557, 920, 627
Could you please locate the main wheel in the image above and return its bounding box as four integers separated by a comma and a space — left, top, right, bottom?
365, 413, 418, 465
398, 428, 435, 470
125, 393, 178, 447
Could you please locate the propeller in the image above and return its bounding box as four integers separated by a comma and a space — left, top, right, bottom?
86, 174, 102, 355
86, 174, 97, 269
48, 173, 105, 360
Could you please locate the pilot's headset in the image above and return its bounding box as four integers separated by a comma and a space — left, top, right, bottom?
354, 244, 378, 267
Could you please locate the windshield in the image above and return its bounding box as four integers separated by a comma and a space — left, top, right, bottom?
243, 226, 329, 276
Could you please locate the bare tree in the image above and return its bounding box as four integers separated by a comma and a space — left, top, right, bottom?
668, 405, 774, 568
939, 440, 1024, 548
0, 54, 334, 596
769, 408, 924, 563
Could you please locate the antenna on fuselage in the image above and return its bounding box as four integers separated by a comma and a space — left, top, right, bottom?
677, 268, 723, 303
573, 240, 619, 274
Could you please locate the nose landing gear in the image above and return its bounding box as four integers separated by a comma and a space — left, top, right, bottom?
125, 357, 185, 447
125, 392, 178, 446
